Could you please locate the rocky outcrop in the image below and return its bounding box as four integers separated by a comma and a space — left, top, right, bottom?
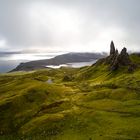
119, 47, 131, 65
110, 41, 116, 55
107, 41, 134, 71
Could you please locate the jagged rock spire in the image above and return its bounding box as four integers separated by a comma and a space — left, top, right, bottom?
96, 41, 134, 72
120, 47, 127, 55
110, 41, 115, 55
107, 42, 132, 71
119, 47, 131, 65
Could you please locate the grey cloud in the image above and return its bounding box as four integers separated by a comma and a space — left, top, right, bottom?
0, 51, 22, 58
0, 0, 140, 52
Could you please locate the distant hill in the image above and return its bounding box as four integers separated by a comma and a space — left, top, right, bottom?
11, 52, 106, 72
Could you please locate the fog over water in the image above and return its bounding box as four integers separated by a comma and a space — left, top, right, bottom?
46, 60, 97, 69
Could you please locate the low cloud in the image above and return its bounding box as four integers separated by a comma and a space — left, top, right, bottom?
0, 0, 140, 53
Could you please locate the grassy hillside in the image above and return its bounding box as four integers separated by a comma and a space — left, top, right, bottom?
0, 54, 140, 140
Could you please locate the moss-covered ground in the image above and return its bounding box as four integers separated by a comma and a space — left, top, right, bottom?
0, 55, 140, 140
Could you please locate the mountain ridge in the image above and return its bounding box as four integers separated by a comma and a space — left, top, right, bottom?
11, 52, 106, 72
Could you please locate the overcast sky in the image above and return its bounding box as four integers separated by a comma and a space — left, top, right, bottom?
0, 0, 140, 53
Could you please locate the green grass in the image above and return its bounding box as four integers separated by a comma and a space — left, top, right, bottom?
0, 56, 140, 139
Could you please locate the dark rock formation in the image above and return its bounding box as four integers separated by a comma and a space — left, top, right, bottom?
107, 41, 133, 71
110, 41, 115, 55
111, 51, 119, 71
118, 47, 131, 65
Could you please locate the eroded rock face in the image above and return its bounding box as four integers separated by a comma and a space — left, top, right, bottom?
107, 41, 132, 71
118, 47, 131, 65
110, 41, 116, 55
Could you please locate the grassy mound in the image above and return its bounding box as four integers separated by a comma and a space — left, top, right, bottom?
0, 54, 140, 139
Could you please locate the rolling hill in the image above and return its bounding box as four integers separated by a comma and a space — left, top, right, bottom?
0, 42, 140, 140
